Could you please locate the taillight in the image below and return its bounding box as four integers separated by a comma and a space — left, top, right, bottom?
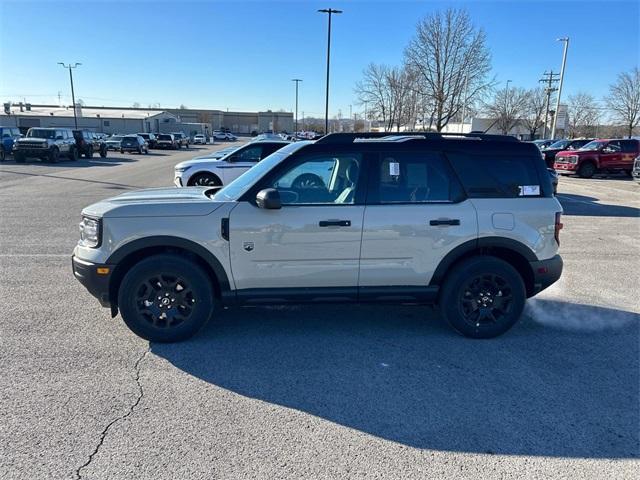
554, 212, 563, 245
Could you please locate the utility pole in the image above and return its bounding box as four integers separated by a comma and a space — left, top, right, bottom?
318, 8, 342, 134
460, 74, 469, 133
292, 79, 302, 139
551, 37, 569, 139
349, 104, 352, 132
58, 62, 81, 129
539, 70, 559, 139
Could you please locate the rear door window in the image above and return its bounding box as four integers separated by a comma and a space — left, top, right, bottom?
367, 151, 464, 204
620, 140, 638, 153
447, 151, 543, 198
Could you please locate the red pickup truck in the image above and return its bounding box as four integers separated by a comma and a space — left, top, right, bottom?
554, 138, 640, 178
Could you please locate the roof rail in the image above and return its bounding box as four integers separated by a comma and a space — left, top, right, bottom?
315, 131, 520, 144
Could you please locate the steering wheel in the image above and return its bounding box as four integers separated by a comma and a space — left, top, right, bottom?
291, 173, 325, 189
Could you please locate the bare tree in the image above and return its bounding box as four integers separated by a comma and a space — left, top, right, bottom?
483, 86, 528, 135
132, 102, 141, 108
355, 63, 394, 131
606, 67, 640, 138
521, 87, 547, 140
567, 92, 600, 138
404, 8, 492, 132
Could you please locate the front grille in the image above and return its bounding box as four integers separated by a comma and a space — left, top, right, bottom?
634, 158, 640, 171
17, 142, 46, 149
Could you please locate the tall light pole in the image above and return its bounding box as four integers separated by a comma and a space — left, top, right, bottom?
292, 79, 302, 138
318, 8, 342, 135
58, 62, 81, 129
505, 79, 512, 135
551, 37, 569, 139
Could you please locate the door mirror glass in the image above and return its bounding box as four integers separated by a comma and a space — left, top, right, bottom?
256, 188, 281, 209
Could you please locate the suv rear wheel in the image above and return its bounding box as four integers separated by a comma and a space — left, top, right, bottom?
100, 146, 107, 158
0, 147, 5, 162
85, 146, 94, 158
439, 256, 526, 339
118, 254, 214, 342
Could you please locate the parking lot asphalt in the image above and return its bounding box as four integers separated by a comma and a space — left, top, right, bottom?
0, 145, 638, 479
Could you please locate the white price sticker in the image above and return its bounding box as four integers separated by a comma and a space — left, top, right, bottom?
389, 161, 400, 176
519, 185, 540, 196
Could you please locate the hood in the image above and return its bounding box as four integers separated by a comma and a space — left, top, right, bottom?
175, 157, 224, 169
556, 149, 592, 157
82, 187, 226, 218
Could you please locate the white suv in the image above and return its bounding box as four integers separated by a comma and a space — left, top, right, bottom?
174, 140, 289, 187
72, 133, 563, 342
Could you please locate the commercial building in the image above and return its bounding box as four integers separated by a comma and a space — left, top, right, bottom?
1, 103, 293, 136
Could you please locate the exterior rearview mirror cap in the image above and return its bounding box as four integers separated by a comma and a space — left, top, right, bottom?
256, 188, 281, 209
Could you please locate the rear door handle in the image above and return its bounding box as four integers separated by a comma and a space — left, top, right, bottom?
319, 220, 351, 227
429, 219, 460, 226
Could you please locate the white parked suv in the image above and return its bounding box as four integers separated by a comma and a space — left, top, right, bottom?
212, 131, 237, 141
174, 140, 289, 187
193, 134, 207, 145
72, 132, 563, 342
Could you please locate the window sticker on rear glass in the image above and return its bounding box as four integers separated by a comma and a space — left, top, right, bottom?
389, 161, 400, 176
519, 185, 540, 196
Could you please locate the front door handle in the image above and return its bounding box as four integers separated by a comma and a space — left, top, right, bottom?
429, 219, 460, 226
319, 220, 351, 227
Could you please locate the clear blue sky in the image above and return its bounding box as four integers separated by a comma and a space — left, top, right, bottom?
0, 0, 638, 117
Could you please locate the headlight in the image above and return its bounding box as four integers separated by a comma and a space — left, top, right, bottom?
175, 165, 192, 173
42, 142, 48, 148
79, 216, 101, 248
568, 156, 578, 164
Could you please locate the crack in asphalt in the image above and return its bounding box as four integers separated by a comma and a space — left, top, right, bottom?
74, 347, 151, 480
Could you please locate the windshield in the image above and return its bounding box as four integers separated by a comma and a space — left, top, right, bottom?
138, 134, 149, 139
122, 137, 137, 144
579, 140, 606, 151
27, 129, 56, 139
548, 140, 570, 149
109, 136, 124, 142
214, 141, 312, 201
159, 135, 172, 140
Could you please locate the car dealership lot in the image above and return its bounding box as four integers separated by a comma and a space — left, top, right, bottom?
0, 147, 638, 479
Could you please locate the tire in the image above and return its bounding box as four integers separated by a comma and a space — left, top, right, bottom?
137, 147, 142, 154
577, 161, 596, 178
100, 147, 107, 158
48, 148, 60, 163
120, 149, 125, 154
439, 256, 526, 339
85, 146, 94, 159
117, 254, 214, 342
0, 148, 5, 162
70, 147, 79, 161
144, 147, 149, 154
188, 172, 222, 187
624, 169, 633, 177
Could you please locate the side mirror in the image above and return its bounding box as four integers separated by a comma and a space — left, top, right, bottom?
256, 188, 281, 209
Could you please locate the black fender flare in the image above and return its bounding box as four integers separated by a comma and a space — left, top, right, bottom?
429, 236, 537, 287
106, 235, 232, 298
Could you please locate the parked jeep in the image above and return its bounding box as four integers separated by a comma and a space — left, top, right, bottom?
73, 132, 563, 342
73, 130, 107, 158
13, 127, 78, 163
554, 139, 640, 178
0, 125, 22, 162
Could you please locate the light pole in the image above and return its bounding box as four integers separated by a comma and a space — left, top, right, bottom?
58, 62, 81, 129
505, 79, 512, 135
318, 8, 342, 134
551, 37, 569, 139
292, 79, 302, 138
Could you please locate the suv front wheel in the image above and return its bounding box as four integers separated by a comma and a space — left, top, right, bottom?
439, 256, 526, 339
118, 254, 214, 342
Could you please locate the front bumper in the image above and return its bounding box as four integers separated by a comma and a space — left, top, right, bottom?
14, 147, 49, 157
174, 176, 183, 187
554, 162, 577, 173
72, 255, 113, 307
529, 254, 563, 296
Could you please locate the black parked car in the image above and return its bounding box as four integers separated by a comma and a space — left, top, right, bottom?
137, 133, 157, 149
541, 138, 592, 168
73, 130, 107, 158
120, 135, 149, 154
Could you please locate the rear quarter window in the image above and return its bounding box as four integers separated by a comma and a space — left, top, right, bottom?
447, 151, 544, 198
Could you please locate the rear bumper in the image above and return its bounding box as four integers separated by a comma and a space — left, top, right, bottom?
72, 255, 113, 307
529, 254, 563, 295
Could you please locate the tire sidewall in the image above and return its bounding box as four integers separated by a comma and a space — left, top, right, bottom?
117, 255, 214, 342
440, 256, 526, 339
189, 173, 220, 187
578, 162, 595, 178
